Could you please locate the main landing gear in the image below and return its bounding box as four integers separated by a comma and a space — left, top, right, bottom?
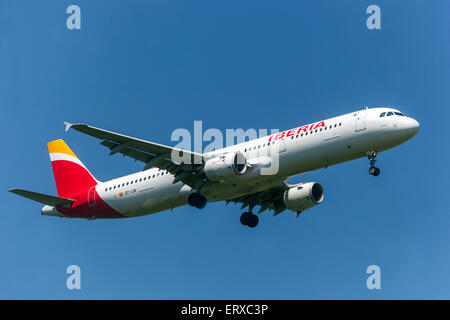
188, 192, 207, 209
367, 151, 380, 176
240, 211, 259, 228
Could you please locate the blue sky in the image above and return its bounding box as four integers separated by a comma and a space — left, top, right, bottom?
1, 0, 449, 299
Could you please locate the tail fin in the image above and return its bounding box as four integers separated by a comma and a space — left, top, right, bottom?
48, 139, 98, 197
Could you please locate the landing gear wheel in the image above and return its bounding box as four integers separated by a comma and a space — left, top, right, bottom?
187, 193, 207, 209
366, 151, 380, 177
247, 214, 259, 228
240, 212, 251, 226
240, 212, 259, 227
369, 166, 380, 176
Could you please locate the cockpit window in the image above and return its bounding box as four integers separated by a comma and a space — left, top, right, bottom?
394, 112, 405, 116
379, 112, 386, 117
386, 112, 394, 116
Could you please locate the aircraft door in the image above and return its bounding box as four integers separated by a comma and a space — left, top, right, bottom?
88, 186, 97, 207
355, 109, 367, 132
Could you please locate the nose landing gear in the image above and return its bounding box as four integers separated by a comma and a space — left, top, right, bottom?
367, 151, 380, 176
369, 166, 380, 176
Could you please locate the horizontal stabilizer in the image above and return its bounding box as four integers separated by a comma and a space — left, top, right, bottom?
9, 189, 74, 208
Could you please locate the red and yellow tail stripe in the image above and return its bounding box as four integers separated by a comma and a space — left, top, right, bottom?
46, 139, 123, 219
47, 139, 98, 197
48, 139, 86, 167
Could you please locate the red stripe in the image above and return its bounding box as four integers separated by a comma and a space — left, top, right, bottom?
51, 160, 125, 218
57, 188, 125, 219
51, 160, 97, 198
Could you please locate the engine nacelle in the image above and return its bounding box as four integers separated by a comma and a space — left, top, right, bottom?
204, 152, 247, 181
282, 182, 324, 213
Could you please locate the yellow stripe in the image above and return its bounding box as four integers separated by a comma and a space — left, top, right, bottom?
47, 139, 78, 159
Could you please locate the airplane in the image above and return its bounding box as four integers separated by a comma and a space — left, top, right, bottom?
9, 107, 419, 228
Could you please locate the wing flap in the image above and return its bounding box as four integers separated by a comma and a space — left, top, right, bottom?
227, 182, 289, 215
9, 189, 74, 207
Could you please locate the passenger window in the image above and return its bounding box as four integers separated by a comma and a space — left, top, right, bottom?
380, 112, 386, 117
339, 123, 342, 126
126, 182, 129, 185
105, 188, 107, 192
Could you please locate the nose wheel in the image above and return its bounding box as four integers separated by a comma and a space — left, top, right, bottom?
367, 151, 380, 176
240, 211, 259, 228
369, 166, 380, 176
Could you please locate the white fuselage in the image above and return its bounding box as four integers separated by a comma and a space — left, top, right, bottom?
94, 107, 419, 218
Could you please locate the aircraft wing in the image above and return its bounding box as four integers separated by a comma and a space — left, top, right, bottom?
65, 122, 204, 189
226, 181, 290, 216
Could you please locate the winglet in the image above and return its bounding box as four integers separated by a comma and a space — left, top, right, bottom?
64, 122, 73, 132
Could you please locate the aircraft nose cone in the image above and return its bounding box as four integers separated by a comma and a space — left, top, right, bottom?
407, 118, 420, 136
398, 117, 420, 141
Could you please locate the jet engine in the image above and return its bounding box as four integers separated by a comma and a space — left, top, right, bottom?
204, 152, 247, 181
282, 182, 324, 213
